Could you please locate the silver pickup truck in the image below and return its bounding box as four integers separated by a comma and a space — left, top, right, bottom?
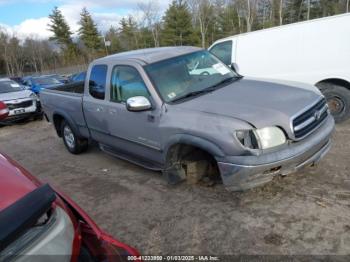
41, 47, 335, 191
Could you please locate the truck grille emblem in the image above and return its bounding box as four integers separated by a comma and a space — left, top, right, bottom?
314, 109, 322, 120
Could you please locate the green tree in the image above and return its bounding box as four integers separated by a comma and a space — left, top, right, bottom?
138, 27, 155, 49
48, 7, 78, 64
105, 26, 122, 54
78, 7, 101, 52
214, 1, 240, 41
119, 16, 140, 50
162, 0, 197, 46
48, 7, 73, 46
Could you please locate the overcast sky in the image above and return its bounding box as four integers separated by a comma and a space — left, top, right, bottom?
0, 0, 171, 39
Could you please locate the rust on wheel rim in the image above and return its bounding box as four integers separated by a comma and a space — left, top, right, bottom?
328, 96, 345, 115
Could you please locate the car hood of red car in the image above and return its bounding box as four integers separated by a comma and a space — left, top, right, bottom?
0, 153, 40, 211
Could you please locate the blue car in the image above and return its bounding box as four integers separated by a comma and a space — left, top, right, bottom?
69, 71, 86, 83
23, 76, 64, 94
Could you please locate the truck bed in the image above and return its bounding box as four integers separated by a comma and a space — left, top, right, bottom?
40, 81, 87, 133
49, 81, 85, 94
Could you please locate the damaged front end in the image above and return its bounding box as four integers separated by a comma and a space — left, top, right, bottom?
217, 116, 334, 191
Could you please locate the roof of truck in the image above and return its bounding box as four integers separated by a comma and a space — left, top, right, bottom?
95, 46, 203, 64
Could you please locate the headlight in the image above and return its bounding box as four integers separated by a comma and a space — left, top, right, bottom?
254, 127, 286, 149
235, 129, 259, 149
235, 127, 286, 150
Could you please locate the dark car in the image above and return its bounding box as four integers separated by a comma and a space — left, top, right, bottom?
0, 151, 140, 261
44, 74, 70, 84
23, 76, 64, 94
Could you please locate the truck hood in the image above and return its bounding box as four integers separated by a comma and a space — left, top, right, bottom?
175, 77, 322, 136
0, 90, 33, 102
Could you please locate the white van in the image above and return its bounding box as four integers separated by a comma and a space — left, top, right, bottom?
209, 13, 350, 123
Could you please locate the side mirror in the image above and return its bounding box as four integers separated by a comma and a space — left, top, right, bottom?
0, 102, 9, 120
230, 63, 239, 74
126, 96, 152, 112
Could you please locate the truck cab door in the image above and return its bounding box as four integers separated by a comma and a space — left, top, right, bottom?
103, 65, 163, 167
83, 64, 110, 143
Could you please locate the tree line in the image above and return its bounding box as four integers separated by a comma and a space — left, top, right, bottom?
0, 0, 349, 76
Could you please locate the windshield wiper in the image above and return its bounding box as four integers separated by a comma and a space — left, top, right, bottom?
171, 76, 242, 103
171, 89, 212, 102
209, 76, 241, 90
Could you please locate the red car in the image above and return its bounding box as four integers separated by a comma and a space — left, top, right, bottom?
0, 112, 140, 261
0, 101, 9, 121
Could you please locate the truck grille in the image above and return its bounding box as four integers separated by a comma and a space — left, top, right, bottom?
7, 100, 33, 110
293, 98, 328, 139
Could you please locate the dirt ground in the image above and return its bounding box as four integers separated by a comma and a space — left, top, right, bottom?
0, 119, 349, 256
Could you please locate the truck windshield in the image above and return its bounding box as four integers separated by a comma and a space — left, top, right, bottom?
144, 50, 238, 103
0, 81, 23, 93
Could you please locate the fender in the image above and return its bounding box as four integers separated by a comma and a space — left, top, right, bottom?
52, 110, 82, 138
163, 134, 226, 160
316, 77, 350, 90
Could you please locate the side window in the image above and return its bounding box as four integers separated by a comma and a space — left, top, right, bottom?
210, 40, 233, 65
89, 65, 107, 100
110, 66, 150, 103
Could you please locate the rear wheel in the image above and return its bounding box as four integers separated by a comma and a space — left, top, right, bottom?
317, 82, 350, 123
61, 120, 88, 154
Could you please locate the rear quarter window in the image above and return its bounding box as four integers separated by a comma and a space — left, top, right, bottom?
89, 65, 107, 100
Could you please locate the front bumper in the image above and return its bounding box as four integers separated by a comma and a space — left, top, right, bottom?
6, 99, 37, 116
1, 100, 42, 124
217, 116, 335, 191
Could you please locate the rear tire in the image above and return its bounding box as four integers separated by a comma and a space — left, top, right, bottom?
61, 120, 88, 154
317, 83, 350, 123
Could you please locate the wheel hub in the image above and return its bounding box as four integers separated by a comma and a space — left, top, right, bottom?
328, 96, 345, 115
63, 126, 75, 149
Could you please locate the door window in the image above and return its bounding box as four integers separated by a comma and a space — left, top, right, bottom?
89, 65, 107, 100
110, 66, 150, 103
210, 40, 233, 65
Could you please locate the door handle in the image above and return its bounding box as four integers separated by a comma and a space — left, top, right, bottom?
96, 107, 103, 112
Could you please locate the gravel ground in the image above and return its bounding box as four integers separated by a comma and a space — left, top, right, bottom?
0, 119, 349, 256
